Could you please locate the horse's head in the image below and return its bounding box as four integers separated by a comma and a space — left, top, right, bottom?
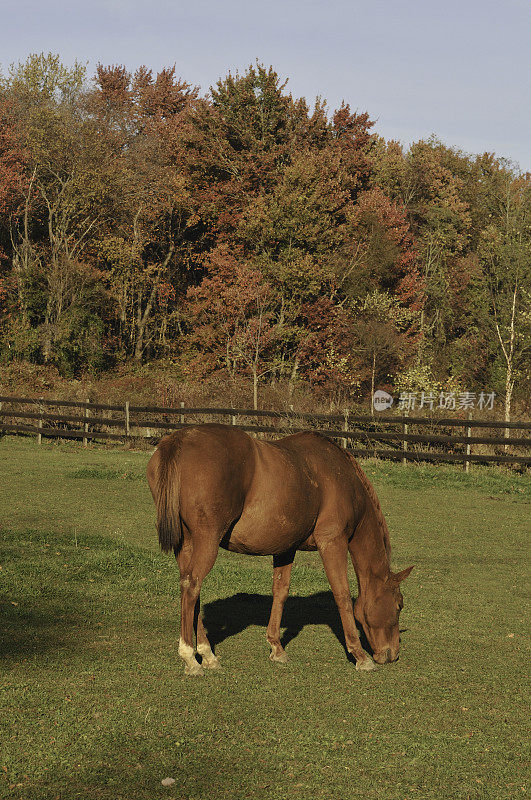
354, 566, 413, 664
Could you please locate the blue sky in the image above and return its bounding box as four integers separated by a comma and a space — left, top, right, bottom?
2, 0, 530, 170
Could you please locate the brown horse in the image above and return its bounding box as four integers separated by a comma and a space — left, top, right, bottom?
147, 423, 413, 676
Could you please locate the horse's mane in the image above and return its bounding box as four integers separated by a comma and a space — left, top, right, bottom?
346, 453, 392, 560
285, 431, 392, 560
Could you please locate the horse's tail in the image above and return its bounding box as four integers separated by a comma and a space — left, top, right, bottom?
153, 435, 183, 555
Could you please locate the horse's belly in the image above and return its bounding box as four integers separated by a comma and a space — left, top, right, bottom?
220, 440, 320, 555
224, 505, 313, 556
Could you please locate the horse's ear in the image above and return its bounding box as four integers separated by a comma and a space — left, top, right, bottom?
393, 566, 414, 583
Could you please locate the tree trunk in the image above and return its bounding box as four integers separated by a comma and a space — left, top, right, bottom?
134, 287, 153, 362
371, 351, 376, 416
504, 363, 513, 452
288, 356, 300, 398
10, 167, 37, 323
493, 279, 518, 451
12, 253, 28, 322
134, 243, 174, 362
505, 365, 513, 424
42, 325, 53, 363
253, 368, 258, 411
42, 291, 54, 363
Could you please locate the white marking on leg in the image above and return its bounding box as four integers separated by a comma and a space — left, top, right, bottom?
178, 637, 203, 676
197, 642, 221, 670
178, 637, 194, 660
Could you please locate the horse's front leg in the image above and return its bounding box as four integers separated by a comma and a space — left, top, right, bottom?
316, 531, 376, 671
266, 550, 295, 663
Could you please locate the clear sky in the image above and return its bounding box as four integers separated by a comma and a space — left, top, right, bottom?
2, 0, 530, 170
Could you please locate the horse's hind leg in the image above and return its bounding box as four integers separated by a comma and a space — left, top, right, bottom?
177, 537, 218, 676
196, 610, 220, 670
176, 543, 220, 671
266, 551, 295, 664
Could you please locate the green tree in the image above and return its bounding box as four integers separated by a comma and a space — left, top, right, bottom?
0, 54, 115, 370
478, 174, 531, 423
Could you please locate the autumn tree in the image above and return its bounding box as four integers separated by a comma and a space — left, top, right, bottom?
0, 54, 527, 416
0, 54, 116, 371
185, 247, 278, 408
0, 97, 29, 334
349, 290, 419, 407
478, 173, 530, 422
89, 64, 199, 361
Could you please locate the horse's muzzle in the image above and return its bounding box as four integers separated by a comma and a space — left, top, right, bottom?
373, 648, 399, 664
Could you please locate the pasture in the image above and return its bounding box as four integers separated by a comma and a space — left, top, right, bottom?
0, 435, 529, 800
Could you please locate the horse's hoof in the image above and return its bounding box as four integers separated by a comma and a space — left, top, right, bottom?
355, 658, 377, 672
184, 660, 204, 676
202, 655, 221, 670
269, 650, 288, 664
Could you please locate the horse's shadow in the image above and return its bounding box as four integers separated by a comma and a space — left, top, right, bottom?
202, 591, 372, 661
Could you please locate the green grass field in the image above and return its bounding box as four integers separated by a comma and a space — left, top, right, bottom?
0, 435, 529, 800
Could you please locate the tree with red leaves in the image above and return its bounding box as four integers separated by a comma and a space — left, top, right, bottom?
186, 247, 278, 409
0, 98, 29, 329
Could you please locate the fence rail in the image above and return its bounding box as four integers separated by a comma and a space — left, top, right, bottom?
0, 395, 529, 467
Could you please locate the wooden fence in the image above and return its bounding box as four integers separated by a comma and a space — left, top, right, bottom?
0, 394, 530, 468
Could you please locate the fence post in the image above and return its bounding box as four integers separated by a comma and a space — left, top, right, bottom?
465, 411, 472, 473
342, 410, 349, 449
37, 399, 43, 445
124, 401, 130, 440
180, 401, 185, 426
402, 408, 409, 465
82, 398, 90, 447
